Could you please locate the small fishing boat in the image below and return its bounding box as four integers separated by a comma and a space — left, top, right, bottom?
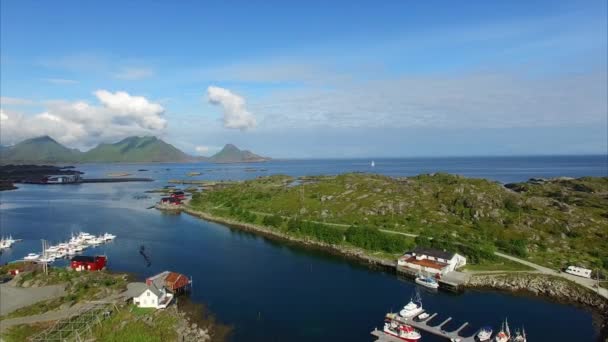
415, 273, 439, 289
476, 326, 493, 341
417, 312, 430, 320
24, 253, 40, 261
383, 321, 421, 341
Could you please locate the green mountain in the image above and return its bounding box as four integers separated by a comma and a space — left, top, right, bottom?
81, 136, 192, 163
0, 136, 194, 163
208, 144, 270, 163
0, 136, 81, 163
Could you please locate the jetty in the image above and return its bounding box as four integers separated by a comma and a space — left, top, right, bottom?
371, 311, 477, 342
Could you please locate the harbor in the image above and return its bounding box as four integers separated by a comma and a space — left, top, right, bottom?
372, 290, 528, 342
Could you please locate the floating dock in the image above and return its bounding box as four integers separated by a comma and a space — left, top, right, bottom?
371, 311, 478, 342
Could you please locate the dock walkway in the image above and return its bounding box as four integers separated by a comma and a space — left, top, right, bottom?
372, 311, 478, 341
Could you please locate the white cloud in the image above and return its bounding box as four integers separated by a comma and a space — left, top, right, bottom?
207, 86, 256, 130
253, 67, 607, 130
0, 90, 167, 148
41, 78, 79, 85
113, 67, 154, 80
195, 146, 209, 154
0, 97, 34, 106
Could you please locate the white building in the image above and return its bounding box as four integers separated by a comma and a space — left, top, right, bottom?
397, 247, 467, 276
132, 282, 174, 309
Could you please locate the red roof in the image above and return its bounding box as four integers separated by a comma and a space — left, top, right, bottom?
400, 256, 448, 270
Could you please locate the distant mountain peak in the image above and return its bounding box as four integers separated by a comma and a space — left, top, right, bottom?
208, 144, 270, 163
24, 135, 59, 144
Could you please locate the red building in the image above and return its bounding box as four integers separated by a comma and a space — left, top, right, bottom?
70, 255, 107, 271
161, 197, 182, 205
146, 271, 191, 293
170, 191, 185, 200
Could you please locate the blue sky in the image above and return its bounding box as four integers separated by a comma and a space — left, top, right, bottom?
1, 0, 606, 157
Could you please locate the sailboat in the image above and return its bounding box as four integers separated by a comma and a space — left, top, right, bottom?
371, 160, 375, 167
494, 318, 511, 342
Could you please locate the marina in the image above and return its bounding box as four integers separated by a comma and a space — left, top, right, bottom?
12, 232, 117, 264
372, 291, 528, 342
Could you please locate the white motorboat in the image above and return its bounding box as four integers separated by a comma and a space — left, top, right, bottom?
415, 274, 439, 289
46, 245, 60, 253
24, 253, 40, 260
102, 233, 116, 241
417, 312, 430, 320
38, 256, 55, 263
399, 291, 424, 318
477, 326, 493, 341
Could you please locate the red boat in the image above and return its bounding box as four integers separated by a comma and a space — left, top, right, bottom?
383, 321, 422, 341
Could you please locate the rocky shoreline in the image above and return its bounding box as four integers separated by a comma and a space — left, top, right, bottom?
180, 206, 396, 269
467, 273, 608, 339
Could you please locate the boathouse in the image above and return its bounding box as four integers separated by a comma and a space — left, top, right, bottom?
70, 255, 107, 271
160, 197, 182, 205
397, 247, 466, 275
170, 191, 185, 200
146, 271, 191, 293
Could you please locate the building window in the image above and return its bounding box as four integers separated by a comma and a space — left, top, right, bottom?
147, 291, 150, 296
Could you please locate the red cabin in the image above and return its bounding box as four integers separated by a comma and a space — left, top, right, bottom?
170, 191, 185, 200
161, 197, 182, 205
70, 255, 107, 271
146, 271, 191, 293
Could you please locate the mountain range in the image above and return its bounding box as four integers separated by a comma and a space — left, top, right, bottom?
0, 136, 270, 164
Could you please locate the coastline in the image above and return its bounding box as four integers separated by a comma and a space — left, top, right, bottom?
163, 204, 608, 336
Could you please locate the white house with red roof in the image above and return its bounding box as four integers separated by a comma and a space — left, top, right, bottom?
397, 247, 466, 275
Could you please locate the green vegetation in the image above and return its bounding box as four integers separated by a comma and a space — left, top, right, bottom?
92, 305, 178, 342
1, 268, 128, 320
190, 173, 608, 271
1, 322, 52, 342
462, 259, 534, 272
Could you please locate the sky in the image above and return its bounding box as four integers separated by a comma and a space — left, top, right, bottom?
1, 0, 606, 158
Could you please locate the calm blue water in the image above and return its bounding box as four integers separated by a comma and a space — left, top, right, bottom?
0, 156, 606, 341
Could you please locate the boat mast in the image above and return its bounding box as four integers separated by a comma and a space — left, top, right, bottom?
505, 317, 511, 337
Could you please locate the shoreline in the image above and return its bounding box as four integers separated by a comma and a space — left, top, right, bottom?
166, 204, 608, 336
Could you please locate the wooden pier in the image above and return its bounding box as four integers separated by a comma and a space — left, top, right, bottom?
371, 310, 478, 342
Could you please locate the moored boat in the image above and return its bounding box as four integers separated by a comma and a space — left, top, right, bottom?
24, 253, 40, 260
417, 312, 430, 320
477, 326, 493, 341
399, 291, 424, 318
494, 319, 511, 342
512, 328, 527, 342
383, 321, 421, 341
415, 274, 439, 289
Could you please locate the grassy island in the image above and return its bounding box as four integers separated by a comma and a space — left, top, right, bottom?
189, 173, 608, 274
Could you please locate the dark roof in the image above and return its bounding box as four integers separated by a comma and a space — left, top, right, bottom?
71, 255, 96, 263
410, 246, 455, 260
172, 191, 184, 195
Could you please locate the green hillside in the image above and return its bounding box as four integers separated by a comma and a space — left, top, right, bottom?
0, 136, 194, 163
81, 136, 191, 163
208, 144, 269, 163
0, 136, 81, 163
190, 173, 608, 271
